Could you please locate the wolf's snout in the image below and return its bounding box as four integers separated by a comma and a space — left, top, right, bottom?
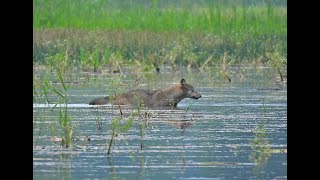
192, 93, 201, 99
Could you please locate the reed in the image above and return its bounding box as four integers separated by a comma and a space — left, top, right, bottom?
34, 69, 74, 148
33, 0, 286, 74
33, 29, 287, 73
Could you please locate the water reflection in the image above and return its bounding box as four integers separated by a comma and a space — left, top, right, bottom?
60, 155, 71, 180
107, 157, 118, 180
160, 120, 193, 132
93, 105, 200, 131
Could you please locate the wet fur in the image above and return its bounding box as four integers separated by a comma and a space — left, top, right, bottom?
89, 79, 201, 107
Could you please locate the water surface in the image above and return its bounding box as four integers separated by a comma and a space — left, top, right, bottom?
33, 67, 287, 179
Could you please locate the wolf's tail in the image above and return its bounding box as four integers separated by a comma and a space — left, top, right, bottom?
89, 96, 109, 105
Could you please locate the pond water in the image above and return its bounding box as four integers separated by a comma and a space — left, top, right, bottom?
33, 66, 287, 179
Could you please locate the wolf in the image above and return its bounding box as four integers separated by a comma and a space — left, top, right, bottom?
89, 78, 201, 107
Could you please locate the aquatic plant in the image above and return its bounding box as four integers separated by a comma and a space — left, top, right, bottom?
249, 98, 271, 173
53, 69, 74, 148
134, 96, 145, 150
107, 106, 134, 155
33, 73, 54, 148
94, 108, 103, 131
106, 77, 134, 155
266, 49, 287, 81
105, 79, 153, 154
33, 68, 74, 148
249, 125, 271, 173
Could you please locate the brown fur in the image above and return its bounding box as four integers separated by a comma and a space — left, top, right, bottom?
89, 79, 201, 107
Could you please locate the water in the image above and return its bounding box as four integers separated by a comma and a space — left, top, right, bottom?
33, 67, 287, 179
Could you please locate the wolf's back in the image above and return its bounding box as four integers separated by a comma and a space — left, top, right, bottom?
89, 96, 109, 105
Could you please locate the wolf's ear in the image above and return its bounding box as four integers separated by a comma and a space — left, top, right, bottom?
180, 78, 186, 86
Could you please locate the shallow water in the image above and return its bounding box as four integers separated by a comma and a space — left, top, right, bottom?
33, 67, 287, 179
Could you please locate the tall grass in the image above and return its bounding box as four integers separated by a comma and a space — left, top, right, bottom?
33, 0, 286, 37
33, 0, 287, 77
33, 30, 286, 71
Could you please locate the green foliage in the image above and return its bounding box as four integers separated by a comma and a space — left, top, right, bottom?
266, 49, 287, 79
33, 0, 286, 74
34, 30, 286, 72
249, 125, 271, 173
33, 0, 286, 36
53, 69, 74, 148
249, 98, 272, 173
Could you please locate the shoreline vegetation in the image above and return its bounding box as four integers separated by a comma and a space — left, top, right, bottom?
33, 0, 286, 78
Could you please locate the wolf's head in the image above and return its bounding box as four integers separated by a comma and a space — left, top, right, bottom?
180, 79, 202, 99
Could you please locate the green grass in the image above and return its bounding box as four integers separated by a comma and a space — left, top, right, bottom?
33, 29, 286, 72
33, 0, 286, 36
33, 0, 287, 76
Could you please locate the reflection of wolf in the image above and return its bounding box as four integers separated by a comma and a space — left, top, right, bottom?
89, 79, 202, 107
